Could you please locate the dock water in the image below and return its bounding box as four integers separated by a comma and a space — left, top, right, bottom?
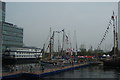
1, 62, 90, 79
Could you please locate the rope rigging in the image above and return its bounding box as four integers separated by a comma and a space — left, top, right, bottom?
97, 11, 118, 53
97, 19, 112, 50
44, 29, 69, 53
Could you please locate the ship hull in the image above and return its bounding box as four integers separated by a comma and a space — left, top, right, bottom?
103, 58, 120, 67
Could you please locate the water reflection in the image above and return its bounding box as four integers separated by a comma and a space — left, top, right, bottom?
45, 65, 120, 78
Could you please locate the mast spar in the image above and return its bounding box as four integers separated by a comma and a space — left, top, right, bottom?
111, 11, 119, 56
112, 11, 116, 56
62, 29, 65, 55
74, 30, 78, 56
116, 16, 118, 54
49, 27, 52, 59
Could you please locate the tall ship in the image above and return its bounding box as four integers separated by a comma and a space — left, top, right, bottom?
103, 11, 120, 67
2, 47, 42, 64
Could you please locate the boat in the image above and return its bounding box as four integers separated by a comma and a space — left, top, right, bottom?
103, 11, 120, 67
2, 47, 42, 64
103, 58, 120, 67
39, 28, 72, 65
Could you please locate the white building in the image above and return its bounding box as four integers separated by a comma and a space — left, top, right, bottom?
4, 47, 42, 59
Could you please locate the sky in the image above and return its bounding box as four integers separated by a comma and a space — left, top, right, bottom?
5, 2, 118, 51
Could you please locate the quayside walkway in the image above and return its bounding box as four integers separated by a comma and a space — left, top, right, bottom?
1, 62, 90, 79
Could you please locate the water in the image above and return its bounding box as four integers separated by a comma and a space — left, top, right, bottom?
2, 63, 120, 79
45, 65, 120, 78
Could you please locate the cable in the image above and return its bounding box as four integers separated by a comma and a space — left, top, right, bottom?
97, 19, 112, 50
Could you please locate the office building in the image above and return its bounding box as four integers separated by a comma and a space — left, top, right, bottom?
0, 2, 5, 22
0, 1, 2, 66
0, 2, 23, 53
2, 22, 23, 52
118, 2, 120, 51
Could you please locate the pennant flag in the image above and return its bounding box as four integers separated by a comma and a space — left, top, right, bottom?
111, 11, 115, 20
62, 29, 64, 32
66, 35, 68, 41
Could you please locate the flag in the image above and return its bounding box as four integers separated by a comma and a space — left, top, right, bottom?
111, 16, 114, 20
62, 29, 64, 32
111, 11, 115, 20
56, 31, 61, 33
107, 26, 109, 29
66, 35, 68, 41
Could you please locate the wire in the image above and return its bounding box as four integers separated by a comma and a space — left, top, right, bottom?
97, 19, 112, 50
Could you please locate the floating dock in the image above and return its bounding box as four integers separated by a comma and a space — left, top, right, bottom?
1, 63, 89, 79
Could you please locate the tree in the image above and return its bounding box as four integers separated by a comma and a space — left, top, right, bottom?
88, 45, 93, 55
79, 44, 87, 55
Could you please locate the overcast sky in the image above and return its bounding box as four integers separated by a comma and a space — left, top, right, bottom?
5, 2, 118, 51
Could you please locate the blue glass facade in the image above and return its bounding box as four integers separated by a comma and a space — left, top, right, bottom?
0, 2, 5, 22
2, 22, 23, 52
2, 2, 5, 22
0, 2, 2, 22
0, 1, 2, 63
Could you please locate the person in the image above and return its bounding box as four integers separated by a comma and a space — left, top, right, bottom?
71, 61, 74, 66
41, 65, 44, 72
15, 66, 18, 71
61, 62, 64, 67
30, 65, 32, 72
41, 64, 44, 72
78, 61, 80, 64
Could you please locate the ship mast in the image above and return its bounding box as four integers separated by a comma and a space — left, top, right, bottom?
116, 16, 118, 54
74, 30, 78, 56
96, 11, 118, 57
57, 31, 61, 55
49, 27, 52, 60
112, 11, 118, 56
61, 29, 65, 56
111, 11, 116, 56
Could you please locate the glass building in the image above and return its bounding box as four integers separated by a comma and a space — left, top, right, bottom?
0, 2, 5, 53
118, 2, 120, 51
0, 1, 2, 72
0, 1, 2, 53
0, 2, 5, 22
2, 2, 5, 22
2, 22, 23, 52
0, 1, 2, 22
0, 2, 23, 53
